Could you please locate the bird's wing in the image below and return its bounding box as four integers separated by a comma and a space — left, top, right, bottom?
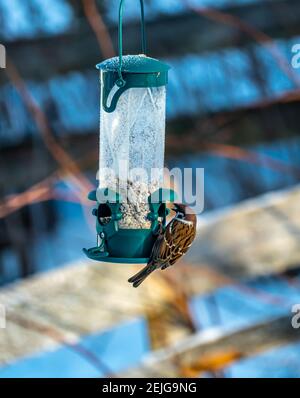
149, 219, 196, 269
166, 219, 196, 265
147, 234, 166, 266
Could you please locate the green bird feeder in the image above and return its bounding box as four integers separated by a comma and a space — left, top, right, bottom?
83, 0, 175, 264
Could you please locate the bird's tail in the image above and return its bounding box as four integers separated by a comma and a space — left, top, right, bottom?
128, 264, 157, 288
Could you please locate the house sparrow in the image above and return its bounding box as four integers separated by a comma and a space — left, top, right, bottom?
128, 204, 197, 288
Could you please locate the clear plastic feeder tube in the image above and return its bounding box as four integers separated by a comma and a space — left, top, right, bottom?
99, 85, 166, 229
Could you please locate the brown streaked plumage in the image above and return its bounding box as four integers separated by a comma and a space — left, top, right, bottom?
128, 204, 197, 288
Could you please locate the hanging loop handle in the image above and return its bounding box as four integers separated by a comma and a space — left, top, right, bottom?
117, 0, 147, 87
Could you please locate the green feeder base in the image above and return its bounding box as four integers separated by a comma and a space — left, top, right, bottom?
83, 228, 156, 265
83, 248, 149, 264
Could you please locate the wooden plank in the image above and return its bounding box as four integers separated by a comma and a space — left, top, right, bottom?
0, 260, 205, 365
186, 185, 300, 280
121, 314, 300, 377
1, 0, 300, 84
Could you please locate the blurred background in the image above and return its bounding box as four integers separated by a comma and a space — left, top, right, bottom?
0, 0, 300, 378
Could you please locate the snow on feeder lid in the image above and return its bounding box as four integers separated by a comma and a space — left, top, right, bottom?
83, 0, 176, 265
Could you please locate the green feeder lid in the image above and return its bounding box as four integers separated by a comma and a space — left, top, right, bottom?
96, 1, 171, 112
98, 55, 170, 113
96, 54, 170, 74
